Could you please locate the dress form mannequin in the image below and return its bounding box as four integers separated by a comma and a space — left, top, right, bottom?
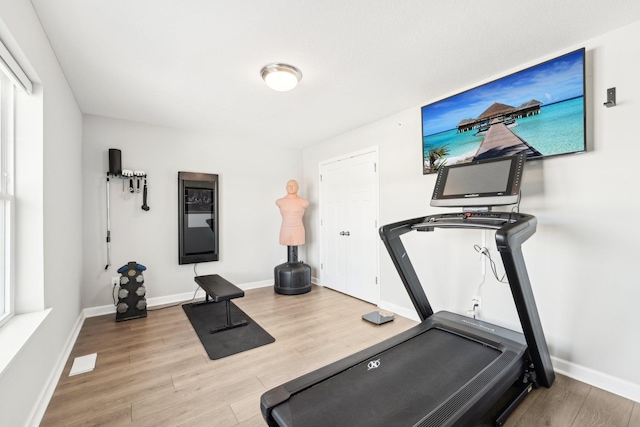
276, 180, 309, 247
273, 180, 312, 295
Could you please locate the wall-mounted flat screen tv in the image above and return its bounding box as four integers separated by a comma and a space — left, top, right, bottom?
422, 48, 586, 174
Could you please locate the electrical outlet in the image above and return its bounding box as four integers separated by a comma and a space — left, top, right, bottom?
111, 277, 120, 287
472, 296, 481, 309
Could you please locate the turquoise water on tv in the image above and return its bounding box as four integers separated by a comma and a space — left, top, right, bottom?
423, 96, 585, 167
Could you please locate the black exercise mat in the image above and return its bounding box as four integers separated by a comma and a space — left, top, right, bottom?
182, 301, 275, 360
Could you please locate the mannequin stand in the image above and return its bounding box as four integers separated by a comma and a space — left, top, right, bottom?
274, 246, 311, 295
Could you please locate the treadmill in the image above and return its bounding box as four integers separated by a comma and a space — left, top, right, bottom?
261, 155, 554, 426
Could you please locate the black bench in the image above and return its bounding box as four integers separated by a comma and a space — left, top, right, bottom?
193, 274, 247, 334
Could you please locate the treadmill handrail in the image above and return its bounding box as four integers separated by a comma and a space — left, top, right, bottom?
379, 212, 555, 388
379, 216, 435, 320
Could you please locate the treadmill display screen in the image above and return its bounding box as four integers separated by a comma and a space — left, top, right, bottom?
431, 154, 525, 209
442, 159, 511, 196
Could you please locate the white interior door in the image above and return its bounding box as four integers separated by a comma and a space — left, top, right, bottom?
320, 150, 379, 304
321, 160, 348, 294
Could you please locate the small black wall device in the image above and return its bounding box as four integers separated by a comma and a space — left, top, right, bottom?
108, 148, 122, 176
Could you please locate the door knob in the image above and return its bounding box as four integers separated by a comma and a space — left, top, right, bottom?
344, 231, 350, 236
339, 231, 344, 236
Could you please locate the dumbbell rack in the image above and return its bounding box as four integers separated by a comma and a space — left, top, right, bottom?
115, 261, 148, 322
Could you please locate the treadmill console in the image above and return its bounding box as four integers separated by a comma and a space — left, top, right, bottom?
412, 212, 520, 231
431, 154, 525, 210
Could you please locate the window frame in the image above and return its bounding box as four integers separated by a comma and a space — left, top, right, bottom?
0, 74, 15, 328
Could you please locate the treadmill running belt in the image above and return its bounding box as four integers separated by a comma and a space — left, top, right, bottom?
272, 328, 501, 427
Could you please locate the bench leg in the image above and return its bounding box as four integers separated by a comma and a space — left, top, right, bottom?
191, 293, 213, 306
210, 300, 248, 334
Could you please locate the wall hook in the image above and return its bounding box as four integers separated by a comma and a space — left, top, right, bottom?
603, 87, 616, 108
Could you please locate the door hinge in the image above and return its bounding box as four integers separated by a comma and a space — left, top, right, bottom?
374, 163, 377, 172
320, 174, 323, 182
375, 277, 378, 284
321, 263, 324, 269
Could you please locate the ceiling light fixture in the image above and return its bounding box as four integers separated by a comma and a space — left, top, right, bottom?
260, 63, 302, 92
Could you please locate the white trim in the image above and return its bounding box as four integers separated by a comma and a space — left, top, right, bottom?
240, 279, 273, 291
551, 356, 640, 403
27, 310, 84, 427
0, 76, 15, 327
0, 308, 51, 378
84, 279, 274, 318
318, 146, 379, 168
0, 38, 33, 94
377, 299, 420, 322
82, 303, 116, 318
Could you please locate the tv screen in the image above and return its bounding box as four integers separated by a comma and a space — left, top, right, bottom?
422, 48, 586, 174
431, 154, 525, 209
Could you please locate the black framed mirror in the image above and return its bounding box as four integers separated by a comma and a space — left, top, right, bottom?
178, 171, 219, 264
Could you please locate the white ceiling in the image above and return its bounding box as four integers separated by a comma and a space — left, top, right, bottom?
30, 0, 640, 149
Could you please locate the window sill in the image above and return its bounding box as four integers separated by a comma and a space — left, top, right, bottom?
0, 308, 51, 377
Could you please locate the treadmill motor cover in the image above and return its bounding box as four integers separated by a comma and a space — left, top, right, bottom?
271, 328, 502, 427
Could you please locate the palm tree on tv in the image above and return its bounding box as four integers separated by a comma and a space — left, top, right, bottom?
426, 145, 450, 173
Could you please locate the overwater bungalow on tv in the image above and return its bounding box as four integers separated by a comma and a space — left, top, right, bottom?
457, 100, 542, 134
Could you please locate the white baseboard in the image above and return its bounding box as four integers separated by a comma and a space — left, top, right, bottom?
242, 279, 273, 291
83, 279, 273, 318
551, 356, 640, 403
28, 310, 85, 427
377, 299, 420, 322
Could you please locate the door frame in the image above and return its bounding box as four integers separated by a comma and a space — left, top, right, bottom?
318, 146, 380, 304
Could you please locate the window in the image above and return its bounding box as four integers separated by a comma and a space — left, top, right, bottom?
0, 33, 31, 328
0, 73, 14, 327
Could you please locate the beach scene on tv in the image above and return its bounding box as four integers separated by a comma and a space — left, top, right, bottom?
422, 49, 585, 174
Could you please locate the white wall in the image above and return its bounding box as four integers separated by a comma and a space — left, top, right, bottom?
303, 20, 640, 400
82, 115, 303, 308
0, 0, 83, 426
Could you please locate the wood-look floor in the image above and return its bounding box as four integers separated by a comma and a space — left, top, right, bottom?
41, 285, 639, 426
